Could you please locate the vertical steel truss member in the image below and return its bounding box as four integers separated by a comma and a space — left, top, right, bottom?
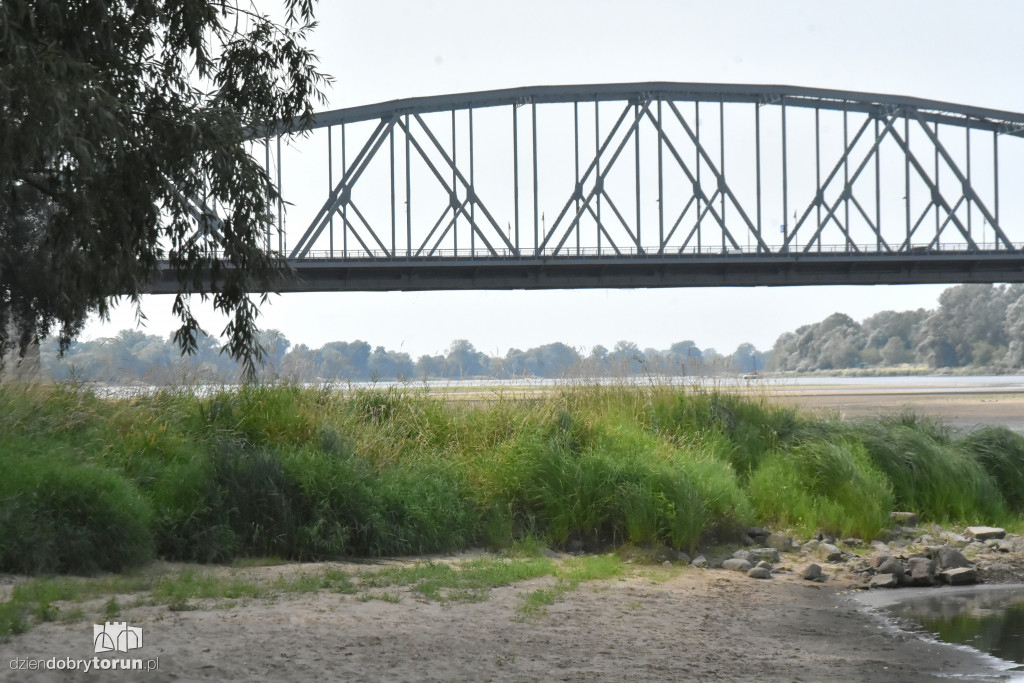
263, 83, 1024, 265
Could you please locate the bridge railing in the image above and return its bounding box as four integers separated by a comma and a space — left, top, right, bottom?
278, 241, 1020, 261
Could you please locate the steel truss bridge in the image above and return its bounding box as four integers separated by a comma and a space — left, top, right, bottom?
156, 83, 1024, 293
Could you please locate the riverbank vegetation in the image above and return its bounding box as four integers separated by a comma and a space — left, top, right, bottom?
2, 382, 1023, 576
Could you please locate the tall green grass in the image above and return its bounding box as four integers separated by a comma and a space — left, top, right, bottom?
1, 382, 1023, 575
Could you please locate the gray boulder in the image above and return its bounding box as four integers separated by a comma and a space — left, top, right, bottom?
818, 543, 844, 562
691, 555, 709, 568
868, 553, 891, 569
766, 533, 795, 552
938, 567, 978, 585
732, 549, 752, 562
877, 557, 904, 579
722, 558, 753, 572
996, 536, 1024, 554
747, 566, 772, 579
746, 527, 770, 545
802, 564, 823, 581
966, 526, 1006, 541
746, 548, 782, 564
869, 574, 899, 589
905, 556, 936, 586
937, 546, 971, 570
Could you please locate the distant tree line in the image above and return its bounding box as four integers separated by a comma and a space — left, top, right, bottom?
35, 283, 1024, 384
39, 332, 767, 385
768, 283, 1024, 372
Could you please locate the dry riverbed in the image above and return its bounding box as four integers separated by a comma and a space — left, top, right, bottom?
2, 538, 1020, 683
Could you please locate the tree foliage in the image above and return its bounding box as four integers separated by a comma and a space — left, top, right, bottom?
768, 284, 1024, 372
1, 0, 331, 377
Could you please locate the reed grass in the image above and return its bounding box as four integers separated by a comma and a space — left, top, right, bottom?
1, 381, 1022, 576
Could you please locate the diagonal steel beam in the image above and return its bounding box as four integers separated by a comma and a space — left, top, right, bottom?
660, 193, 698, 250
405, 115, 511, 254
549, 101, 654, 254
664, 101, 767, 252
884, 116, 980, 251
783, 114, 874, 249
291, 118, 394, 258
340, 199, 391, 256
551, 101, 655, 254
791, 114, 903, 252
537, 101, 637, 251
911, 112, 1014, 250
399, 117, 502, 256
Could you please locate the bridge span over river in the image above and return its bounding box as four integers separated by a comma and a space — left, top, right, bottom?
154, 83, 1024, 293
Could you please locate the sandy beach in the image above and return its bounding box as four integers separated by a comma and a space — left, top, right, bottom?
0, 558, 1005, 683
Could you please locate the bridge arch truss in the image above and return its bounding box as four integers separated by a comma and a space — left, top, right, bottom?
165, 83, 1024, 292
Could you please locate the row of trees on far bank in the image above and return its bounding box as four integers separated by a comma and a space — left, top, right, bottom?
39, 334, 767, 385
768, 284, 1024, 372
35, 283, 1024, 384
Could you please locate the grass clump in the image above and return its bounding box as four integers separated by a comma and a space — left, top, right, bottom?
853, 414, 1006, 523
748, 438, 893, 539
957, 426, 1024, 513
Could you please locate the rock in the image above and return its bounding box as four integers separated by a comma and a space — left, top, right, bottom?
868, 553, 891, 569
722, 558, 753, 572
766, 533, 795, 552
818, 543, 844, 562
801, 540, 820, 553
890, 511, 920, 526
938, 567, 978, 585
746, 548, 782, 564
877, 557, 905, 582
966, 526, 1006, 541
663, 560, 673, 568
747, 566, 772, 579
997, 536, 1024, 553
869, 574, 899, 589
746, 527, 770, 544
691, 555, 708, 568
732, 549, 752, 561
740, 533, 756, 546
937, 546, 971, 570
906, 556, 936, 586
676, 551, 692, 564
755, 560, 773, 570
802, 564, 823, 581
941, 532, 969, 548
917, 534, 935, 545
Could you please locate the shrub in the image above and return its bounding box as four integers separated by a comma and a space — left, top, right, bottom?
0, 445, 153, 574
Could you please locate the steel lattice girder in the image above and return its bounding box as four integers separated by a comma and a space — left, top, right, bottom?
154, 82, 1024, 292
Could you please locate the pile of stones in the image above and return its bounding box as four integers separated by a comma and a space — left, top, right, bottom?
704, 518, 1024, 588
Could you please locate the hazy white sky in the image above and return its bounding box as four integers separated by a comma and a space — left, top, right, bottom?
83, 0, 1024, 358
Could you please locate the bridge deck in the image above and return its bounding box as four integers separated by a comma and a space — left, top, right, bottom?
151, 248, 1024, 293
